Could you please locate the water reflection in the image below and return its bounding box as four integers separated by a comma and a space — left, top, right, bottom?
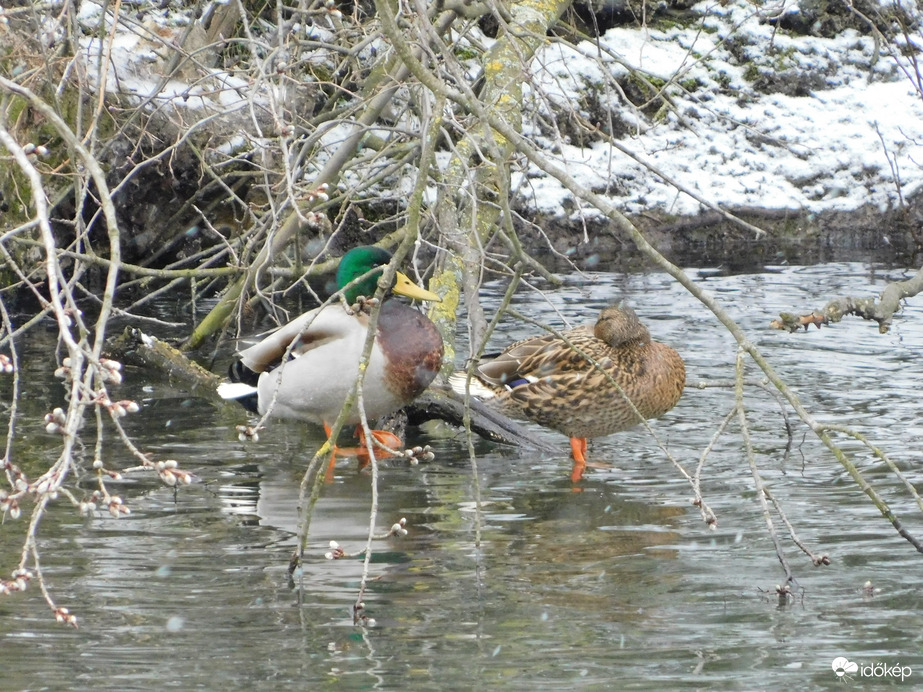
1, 261, 923, 688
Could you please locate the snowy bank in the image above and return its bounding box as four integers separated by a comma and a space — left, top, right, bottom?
36, 0, 923, 232
521, 0, 923, 219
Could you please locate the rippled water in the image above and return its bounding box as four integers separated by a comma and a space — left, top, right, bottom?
2, 260, 923, 690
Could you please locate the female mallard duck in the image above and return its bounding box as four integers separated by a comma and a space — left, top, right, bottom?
450, 304, 685, 481
218, 246, 444, 457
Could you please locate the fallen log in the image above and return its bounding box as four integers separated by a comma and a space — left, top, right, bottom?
107, 327, 553, 452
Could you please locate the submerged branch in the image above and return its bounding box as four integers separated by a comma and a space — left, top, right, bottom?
108, 328, 222, 391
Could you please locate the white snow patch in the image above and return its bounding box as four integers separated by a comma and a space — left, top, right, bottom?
63, 0, 923, 220
519, 0, 923, 217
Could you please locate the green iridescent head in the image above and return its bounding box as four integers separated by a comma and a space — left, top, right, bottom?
336, 246, 440, 304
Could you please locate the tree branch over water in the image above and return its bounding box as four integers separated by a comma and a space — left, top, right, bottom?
771, 265, 923, 333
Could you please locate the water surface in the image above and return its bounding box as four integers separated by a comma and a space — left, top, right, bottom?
1, 261, 922, 690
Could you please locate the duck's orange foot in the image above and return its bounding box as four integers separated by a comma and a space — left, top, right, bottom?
569, 437, 588, 482
567, 438, 611, 481
320, 424, 404, 473
356, 427, 403, 467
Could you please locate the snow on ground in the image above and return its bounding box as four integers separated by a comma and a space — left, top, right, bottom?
74, 2, 266, 118
521, 0, 923, 218
71, 0, 923, 220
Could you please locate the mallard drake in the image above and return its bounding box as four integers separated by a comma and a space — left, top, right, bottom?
218, 246, 444, 458
450, 304, 685, 481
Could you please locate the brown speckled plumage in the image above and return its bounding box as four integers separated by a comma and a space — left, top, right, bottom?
453, 304, 684, 478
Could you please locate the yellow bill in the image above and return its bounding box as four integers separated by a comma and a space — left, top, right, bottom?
392, 271, 441, 302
